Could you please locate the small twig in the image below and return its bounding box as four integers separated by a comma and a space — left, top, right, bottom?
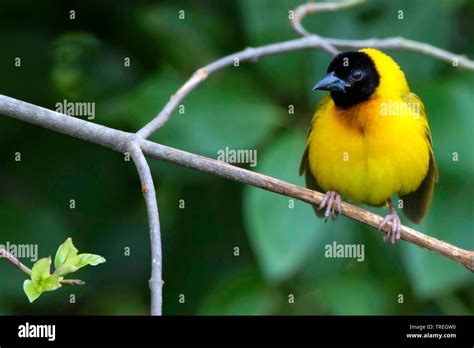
290, 0, 363, 54
0, 246, 85, 285
127, 140, 164, 316
61, 279, 86, 286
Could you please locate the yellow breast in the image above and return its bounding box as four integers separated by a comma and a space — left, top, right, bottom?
307, 96, 431, 206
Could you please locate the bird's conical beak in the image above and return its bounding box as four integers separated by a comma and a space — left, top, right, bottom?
313, 72, 350, 93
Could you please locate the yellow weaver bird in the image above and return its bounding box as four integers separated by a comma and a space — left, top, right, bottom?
300, 48, 438, 243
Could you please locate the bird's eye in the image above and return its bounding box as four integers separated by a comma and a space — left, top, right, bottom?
351, 69, 364, 81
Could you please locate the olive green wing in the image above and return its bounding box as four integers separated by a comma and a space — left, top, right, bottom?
399, 93, 439, 224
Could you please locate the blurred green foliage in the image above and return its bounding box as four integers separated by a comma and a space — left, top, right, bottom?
0, 0, 473, 315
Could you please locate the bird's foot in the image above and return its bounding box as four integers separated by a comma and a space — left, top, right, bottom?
318, 191, 341, 221
379, 210, 402, 244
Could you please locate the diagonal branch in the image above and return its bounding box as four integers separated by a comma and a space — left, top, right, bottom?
0, 246, 34, 275
139, 141, 474, 272
127, 140, 164, 316
0, 95, 473, 272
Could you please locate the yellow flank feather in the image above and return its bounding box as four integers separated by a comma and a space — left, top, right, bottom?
306, 49, 432, 206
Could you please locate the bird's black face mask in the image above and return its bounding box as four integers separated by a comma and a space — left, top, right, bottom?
313, 51, 380, 108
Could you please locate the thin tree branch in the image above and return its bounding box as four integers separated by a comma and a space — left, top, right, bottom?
61, 279, 86, 286
135, 37, 332, 138
137, 0, 474, 140
0, 95, 473, 272
291, 0, 474, 69
0, 246, 33, 276
290, 0, 364, 44
135, 36, 337, 138
127, 140, 163, 316
327, 36, 474, 69
0, 246, 85, 286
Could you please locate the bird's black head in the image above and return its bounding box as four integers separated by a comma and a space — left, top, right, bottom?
313, 51, 380, 108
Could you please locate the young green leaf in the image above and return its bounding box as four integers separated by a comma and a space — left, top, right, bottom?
23, 280, 41, 303
54, 238, 106, 276
23, 257, 63, 303
77, 253, 106, 268
54, 237, 79, 269
31, 257, 54, 283
22, 239, 105, 303
41, 274, 63, 292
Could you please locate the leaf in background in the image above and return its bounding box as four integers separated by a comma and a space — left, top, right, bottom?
316, 275, 393, 315
413, 76, 474, 177
297, 221, 363, 283
198, 269, 279, 315
51, 33, 100, 100
244, 130, 355, 282
401, 173, 474, 298
401, 75, 474, 299
238, 0, 312, 98
109, 69, 283, 157
51, 32, 137, 101
135, 4, 233, 71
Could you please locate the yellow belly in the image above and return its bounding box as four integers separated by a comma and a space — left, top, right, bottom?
307, 97, 430, 206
